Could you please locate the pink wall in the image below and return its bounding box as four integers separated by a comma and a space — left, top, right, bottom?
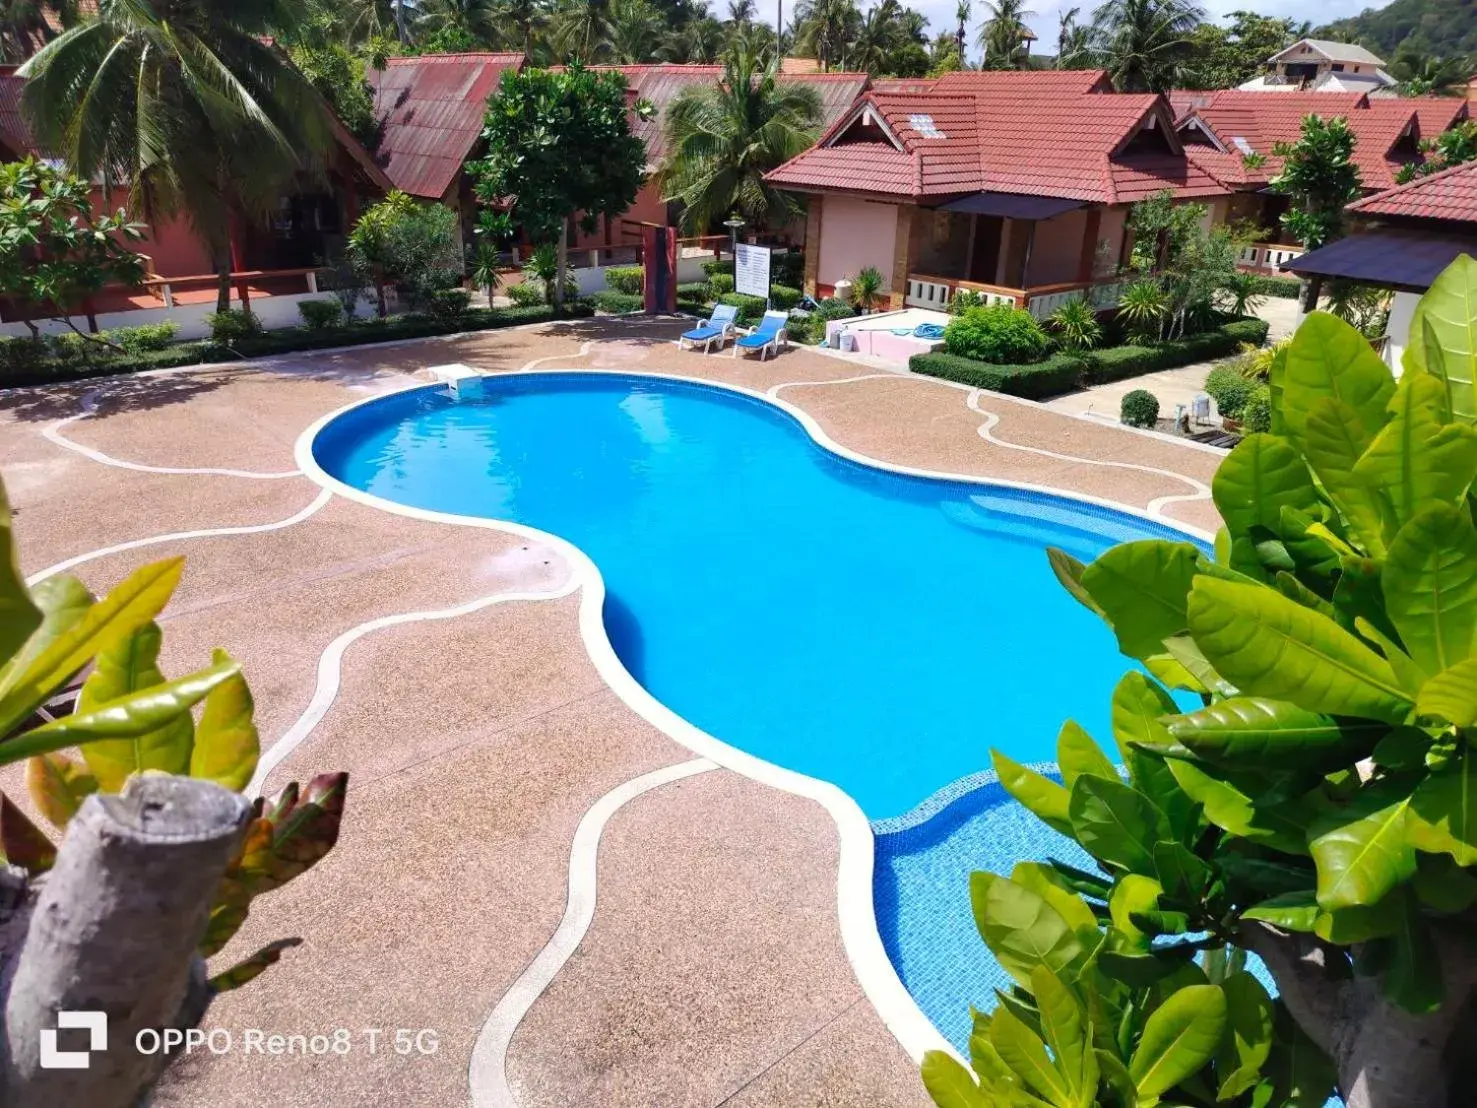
817, 195, 898, 292
1024, 209, 1087, 286
570, 178, 670, 251
89, 187, 215, 277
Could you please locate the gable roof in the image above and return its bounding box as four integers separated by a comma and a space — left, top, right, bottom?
368, 53, 524, 199
767, 75, 1226, 206
1270, 39, 1386, 67
1349, 159, 1477, 224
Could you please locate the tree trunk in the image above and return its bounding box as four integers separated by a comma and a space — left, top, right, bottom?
215, 252, 232, 316
554, 221, 568, 313
395, 0, 407, 42
1, 775, 250, 1108
1246, 920, 1477, 1108
375, 269, 389, 318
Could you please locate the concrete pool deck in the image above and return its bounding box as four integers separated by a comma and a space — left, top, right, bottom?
0, 315, 1224, 1108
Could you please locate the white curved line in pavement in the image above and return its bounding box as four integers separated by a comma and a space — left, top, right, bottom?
467, 757, 719, 1108
25, 488, 335, 587
767, 373, 900, 398
45, 389, 302, 479
248, 577, 581, 797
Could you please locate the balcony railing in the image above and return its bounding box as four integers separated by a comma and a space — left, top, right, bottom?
906, 273, 1129, 320
1237, 242, 1305, 273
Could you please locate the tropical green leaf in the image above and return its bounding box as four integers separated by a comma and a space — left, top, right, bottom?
24, 752, 97, 829
1415, 655, 1477, 724
1160, 634, 1237, 697
1407, 253, 1477, 422
1096, 1049, 1138, 1108
1242, 891, 1319, 932
1011, 862, 1100, 936
1281, 310, 1395, 446
1211, 433, 1319, 549
1163, 758, 1310, 855
0, 478, 41, 661
1301, 397, 1389, 557
1165, 697, 1385, 774
1313, 888, 1405, 943
990, 1000, 1072, 1106
1079, 541, 1201, 663
994, 750, 1073, 837
1031, 967, 1092, 1108
1309, 783, 1416, 909
1128, 984, 1227, 1099
1264, 1006, 1338, 1108
1407, 746, 1477, 866
1354, 369, 1477, 533
921, 1050, 990, 1108
0, 576, 92, 694
1187, 576, 1413, 724
1108, 874, 1163, 951
1057, 721, 1117, 791
1215, 971, 1275, 1101
970, 872, 1086, 990
1111, 673, 1201, 843
189, 649, 259, 791
1151, 841, 1216, 908
1412, 851, 1477, 913
1382, 504, 1477, 676
1384, 890, 1444, 1014
1099, 946, 1198, 988
77, 622, 194, 789
1047, 547, 1105, 618
1068, 774, 1169, 875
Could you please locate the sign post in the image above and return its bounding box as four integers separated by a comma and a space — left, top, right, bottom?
733, 243, 773, 304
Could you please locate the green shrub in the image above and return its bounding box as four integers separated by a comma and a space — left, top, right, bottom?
701, 258, 734, 279
1204, 364, 1254, 418
785, 313, 824, 346
769, 284, 802, 310
708, 273, 735, 297
605, 265, 644, 295
47, 332, 99, 364
944, 304, 1050, 365
298, 299, 345, 330
1079, 317, 1269, 385
814, 297, 857, 322
0, 335, 51, 373
676, 281, 708, 303
205, 309, 261, 345
949, 289, 985, 314
506, 280, 547, 307
718, 291, 768, 325
1250, 274, 1302, 299
1242, 383, 1272, 431
1046, 297, 1103, 351
1120, 387, 1159, 427
590, 290, 643, 314
108, 322, 180, 353
427, 287, 472, 320
909, 350, 1084, 400
772, 250, 803, 287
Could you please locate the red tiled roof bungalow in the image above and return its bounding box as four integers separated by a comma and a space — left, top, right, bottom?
1174, 90, 1470, 272
1282, 159, 1477, 368
765, 70, 1231, 312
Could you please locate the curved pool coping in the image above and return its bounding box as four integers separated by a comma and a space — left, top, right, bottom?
292, 366, 1215, 1067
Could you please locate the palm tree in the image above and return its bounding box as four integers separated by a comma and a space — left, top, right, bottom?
979, 0, 1033, 70
1056, 5, 1092, 67
552, 0, 615, 60
607, 0, 662, 61
795, 0, 859, 70
21, 0, 334, 313
851, 0, 901, 75
954, 0, 969, 59
419, 0, 499, 44
491, 0, 551, 56
671, 14, 724, 60
661, 43, 823, 233
727, 0, 754, 22
1090, 0, 1203, 93
1390, 46, 1469, 97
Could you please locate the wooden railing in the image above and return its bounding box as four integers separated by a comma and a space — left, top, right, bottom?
906, 273, 1129, 319
141, 266, 324, 309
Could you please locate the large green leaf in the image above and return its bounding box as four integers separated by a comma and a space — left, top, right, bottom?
1047, 547, 1105, 618
994, 750, 1072, 837
1109, 874, 1163, 951
77, 622, 193, 790
1011, 862, 1100, 936
1128, 984, 1227, 1099
24, 752, 97, 829
1242, 891, 1319, 933
1215, 971, 1275, 1101
1384, 890, 1444, 1014
1353, 370, 1477, 533
1031, 967, 1093, 1108
1166, 697, 1384, 774
1301, 398, 1388, 557
1068, 774, 1169, 875
1187, 576, 1413, 724
970, 872, 1085, 989
0, 557, 185, 736
0, 575, 94, 691
1407, 253, 1477, 422
1407, 746, 1477, 866
1163, 758, 1310, 855
1079, 541, 1200, 663
1282, 311, 1395, 443
0, 478, 41, 661
1309, 782, 1416, 909
1415, 654, 1477, 724
990, 1000, 1072, 1106
1057, 721, 1117, 791
921, 1050, 990, 1108
1111, 673, 1201, 843
1382, 504, 1477, 676
1211, 433, 1318, 547
189, 649, 259, 791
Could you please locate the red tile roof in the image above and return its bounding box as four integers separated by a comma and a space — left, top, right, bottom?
1349, 159, 1477, 223
368, 53, 524, 199
767, 76, 1225, 205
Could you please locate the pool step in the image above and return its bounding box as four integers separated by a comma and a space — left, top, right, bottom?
426, 363, 484, 398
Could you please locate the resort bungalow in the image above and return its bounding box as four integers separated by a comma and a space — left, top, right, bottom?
1282, 159, 1477, 368
1175, 91, 1468, 273
765, 70, 1230, 315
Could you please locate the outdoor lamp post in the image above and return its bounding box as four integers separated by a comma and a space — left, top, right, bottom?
724, 215, 745, 260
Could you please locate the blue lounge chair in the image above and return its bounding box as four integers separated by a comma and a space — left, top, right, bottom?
679, 303, 739, 353
733, 310, 789, 361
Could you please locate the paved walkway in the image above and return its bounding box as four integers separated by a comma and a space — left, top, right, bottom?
0, 317, 1223, 1108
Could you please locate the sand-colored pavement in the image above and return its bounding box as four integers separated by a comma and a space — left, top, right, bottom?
0, 316, 1225, 1108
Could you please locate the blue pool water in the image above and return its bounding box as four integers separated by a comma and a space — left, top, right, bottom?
315, 373, 1197, 820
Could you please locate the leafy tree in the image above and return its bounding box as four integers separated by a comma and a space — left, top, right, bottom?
1389, 45, 1469, 96
1056, 6, 1095, 68
1091, 0, 1205, 92
346, 191, 462, 316
1318, 0, 1477, 67
493, 0, 553, 57
292, 41, 381, 149
1270, 114, 1362, 251
551, 0, 616, 58
606, 0, 666, 62
979, 0, 1035, 70
20, 0, 334, 314
1129, 191, 1240, 339
0, 159, 146, 339
1397, 120, 1477, 184
660, 44, 823, 233
1185, 11, 1298, 89
925, 258, 1477, 1108
470, 64, 645, 310
418, 0, 501, 45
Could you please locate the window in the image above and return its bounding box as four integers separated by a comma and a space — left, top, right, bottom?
909, 114, 946, 139
1332, 63, 1345, 72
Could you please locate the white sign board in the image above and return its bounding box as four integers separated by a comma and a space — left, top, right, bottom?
733, 243, 773, 299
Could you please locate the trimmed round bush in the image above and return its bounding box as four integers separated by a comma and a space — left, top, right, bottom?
1242, 384, 1272, 433
605, 265, 644, 295
718, 291, 768, 325
708, 273, 735, 297
298, 298, 345, 330
506, 280, 546, 307
815, 297, 857, 322
769, 284, 802, 310
108, 322, 180, 353
943, 304, 1049, 365
428, 287, 473, 320
205, 309, 261, 345
1120, 389, 1160, 428
1204, 364, 1253, 419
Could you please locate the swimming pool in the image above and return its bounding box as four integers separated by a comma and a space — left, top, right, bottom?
312, 371, 1199, 820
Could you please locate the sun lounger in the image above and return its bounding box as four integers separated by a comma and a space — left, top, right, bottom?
679, 303, 740, 353
733, 310, 789, 361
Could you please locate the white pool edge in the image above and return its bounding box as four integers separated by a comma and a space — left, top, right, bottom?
293, 366, 1214, 1071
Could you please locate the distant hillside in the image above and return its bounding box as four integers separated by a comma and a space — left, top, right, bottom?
1316, 0, 1477, 60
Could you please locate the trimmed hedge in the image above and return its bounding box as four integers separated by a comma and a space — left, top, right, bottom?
605, 265, 644, 294
1080, 317, 1269, 385
590, 290, 643, 314
0, 305, 592, 388
718, 291, 769, 325
1250, 275, 1301, 300
908, 350, 1086, 400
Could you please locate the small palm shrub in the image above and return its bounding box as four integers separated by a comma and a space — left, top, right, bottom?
205, 309, 262, 345
469, 243, 502, 302
605, 265, 644, 294
851, 265, 886, 312
1205, 364, 1254, 419
1116, 278, 1170, 343
1235, 338, 1288, 382
1220, 270, 1266, 316
1047, 297, 1103, 351
1120, 387, 1159, 427
944, 304, 1050, 365
298, 299, 345, 330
